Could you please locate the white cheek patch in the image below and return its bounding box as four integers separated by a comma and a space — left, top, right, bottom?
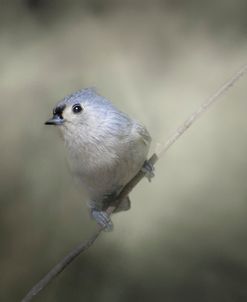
62, 106, 72, 121
62, 104, 86, 125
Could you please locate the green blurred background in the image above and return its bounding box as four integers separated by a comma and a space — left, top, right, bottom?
1, 1, 247, 301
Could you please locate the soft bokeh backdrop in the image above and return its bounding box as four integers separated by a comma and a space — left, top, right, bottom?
1, 1, 247, 301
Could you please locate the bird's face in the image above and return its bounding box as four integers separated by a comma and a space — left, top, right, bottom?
45, 88, 130, 145
45, 102, 85, 127
45, 90, 111, 143
45, 99, 99, 144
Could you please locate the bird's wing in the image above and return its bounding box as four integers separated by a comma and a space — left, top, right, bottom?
133, 122, 152, 146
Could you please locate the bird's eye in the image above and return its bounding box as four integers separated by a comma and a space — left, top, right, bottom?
72, 104, 83, 114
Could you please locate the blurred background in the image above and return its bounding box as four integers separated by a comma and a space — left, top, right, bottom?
1, 1, 247, 301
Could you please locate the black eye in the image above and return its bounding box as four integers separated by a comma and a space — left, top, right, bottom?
72, 104, 83, 114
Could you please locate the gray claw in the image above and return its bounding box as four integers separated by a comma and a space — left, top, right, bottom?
142, 160, 155, 182
91, 209, 113, 231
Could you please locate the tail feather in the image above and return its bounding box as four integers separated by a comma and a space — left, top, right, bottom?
113, 196, 131, 213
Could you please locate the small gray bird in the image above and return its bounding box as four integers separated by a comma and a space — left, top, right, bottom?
45, 88, 153, 230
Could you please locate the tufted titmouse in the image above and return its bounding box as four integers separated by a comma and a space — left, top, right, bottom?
45, 88, 153, 230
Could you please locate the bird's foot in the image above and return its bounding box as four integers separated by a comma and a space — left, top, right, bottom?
142, 160, 155, 182
91, 209, 113, 231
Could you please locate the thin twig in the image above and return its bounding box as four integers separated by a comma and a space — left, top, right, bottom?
21, 63, 247, 302
155, 63, 247, 158
21, 231, 102, 302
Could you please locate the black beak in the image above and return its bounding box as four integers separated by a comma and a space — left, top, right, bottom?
45, 114, 64, 125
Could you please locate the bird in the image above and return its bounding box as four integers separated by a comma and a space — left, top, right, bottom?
45, 88, 153, 230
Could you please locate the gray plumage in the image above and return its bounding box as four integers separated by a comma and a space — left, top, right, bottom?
45, 88, 152, 230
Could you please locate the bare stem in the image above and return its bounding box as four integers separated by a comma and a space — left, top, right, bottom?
155, 63, 247, 158
21, 63, 247, 302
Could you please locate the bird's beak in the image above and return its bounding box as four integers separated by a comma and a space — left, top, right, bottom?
45, 114, 64, 125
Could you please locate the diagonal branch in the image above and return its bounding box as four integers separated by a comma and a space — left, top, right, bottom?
155, 63, 247, 159
21, 63, 247, 302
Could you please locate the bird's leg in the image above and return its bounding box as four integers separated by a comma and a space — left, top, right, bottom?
141, 160, 155, 182
90, 207, 113, 231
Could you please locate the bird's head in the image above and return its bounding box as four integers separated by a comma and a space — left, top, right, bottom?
45, 88, 130, 143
